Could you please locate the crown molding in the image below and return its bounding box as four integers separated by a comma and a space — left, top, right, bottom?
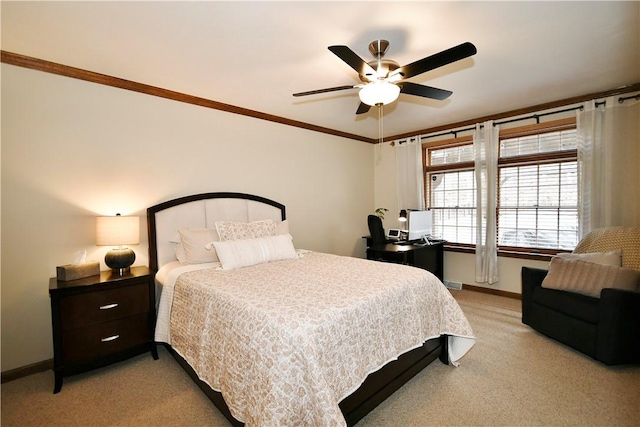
1, 50, 377, 144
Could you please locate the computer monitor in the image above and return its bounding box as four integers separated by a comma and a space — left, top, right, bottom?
407, 210, 432, 241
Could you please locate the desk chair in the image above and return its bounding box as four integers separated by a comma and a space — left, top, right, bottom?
367, 215, 387, 246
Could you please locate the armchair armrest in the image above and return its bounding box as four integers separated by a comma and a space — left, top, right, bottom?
521, 267, 548, 325
596, 288, 640, 365
522, 267, 547, 289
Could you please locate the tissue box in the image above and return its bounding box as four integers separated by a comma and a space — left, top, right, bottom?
56, 262, 100, 281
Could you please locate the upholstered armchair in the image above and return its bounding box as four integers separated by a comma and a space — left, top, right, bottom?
521, 227, 640, 365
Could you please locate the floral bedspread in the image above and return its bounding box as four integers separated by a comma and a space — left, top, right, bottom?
169, 252, 475, 426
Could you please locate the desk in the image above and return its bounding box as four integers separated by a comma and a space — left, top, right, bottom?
366, 242, 444, 282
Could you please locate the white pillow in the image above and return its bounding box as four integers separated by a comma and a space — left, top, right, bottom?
556, 250, 621, 267
212, 234, 297, 270
175, 242, 188, 263
215, 220, 277, 241
177, 228, 220, 264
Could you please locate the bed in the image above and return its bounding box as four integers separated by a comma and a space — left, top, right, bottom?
147, 192, 475, 427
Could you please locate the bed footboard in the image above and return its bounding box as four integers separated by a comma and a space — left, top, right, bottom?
341, 335, 446, 426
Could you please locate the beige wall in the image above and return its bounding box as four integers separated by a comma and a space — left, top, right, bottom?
1, 64, 375, 372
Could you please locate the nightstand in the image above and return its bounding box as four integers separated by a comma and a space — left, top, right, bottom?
49, 265, 158, 393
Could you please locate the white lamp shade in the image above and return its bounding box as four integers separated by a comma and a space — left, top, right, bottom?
359, 81, 401, 106
96, 215, 140, 246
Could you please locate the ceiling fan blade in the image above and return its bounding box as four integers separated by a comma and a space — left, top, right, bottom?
328, 45, 377, 78
356, 102, 371, 115
293, 85, 356, 97
400, 82, 452, 100
398, 42, 477, 79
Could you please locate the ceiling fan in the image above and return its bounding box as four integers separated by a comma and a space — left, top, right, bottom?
293, 40, 477, 115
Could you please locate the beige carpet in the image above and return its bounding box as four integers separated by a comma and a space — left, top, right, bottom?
2, 289, 639, 426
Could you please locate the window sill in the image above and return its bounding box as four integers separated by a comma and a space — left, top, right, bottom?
444, 244, 559, 262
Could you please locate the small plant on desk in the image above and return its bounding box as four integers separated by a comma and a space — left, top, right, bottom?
375, 208, 389, 220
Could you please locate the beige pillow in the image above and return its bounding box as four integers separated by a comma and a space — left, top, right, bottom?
177, 228, 220, 264
542, 257, 640, 298
212, 234, 297, 270
275, 219, 290, 236
215, 220, 277, 241
556, 250, 621, 267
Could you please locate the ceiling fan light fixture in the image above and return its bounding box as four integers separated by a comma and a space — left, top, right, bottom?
358, 81, 400, 106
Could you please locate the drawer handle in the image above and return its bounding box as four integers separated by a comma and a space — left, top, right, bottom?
101, 335, 120, 342
99, 303, 119, 310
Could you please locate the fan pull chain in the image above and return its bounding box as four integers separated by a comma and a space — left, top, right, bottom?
378, 104, 384, 144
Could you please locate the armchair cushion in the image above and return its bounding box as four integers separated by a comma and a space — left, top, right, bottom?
541, 257, 640, 298
532, 284, 599, 324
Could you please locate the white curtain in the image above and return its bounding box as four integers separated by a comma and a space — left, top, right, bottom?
577, 96, 640, 237
474, 121, 499, 284
395, 137, 425, 211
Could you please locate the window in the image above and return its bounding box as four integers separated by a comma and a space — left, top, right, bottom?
498, 121, 578, 250
424, 118, 579, 252
426, 138, 476, 244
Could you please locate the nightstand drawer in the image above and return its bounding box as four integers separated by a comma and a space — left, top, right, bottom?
61, 313, 151, 363
59, 283, 149, 331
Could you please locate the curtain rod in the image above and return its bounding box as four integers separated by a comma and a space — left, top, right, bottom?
594, 93, 640, 107
418, 92, 639, 141
420, 105, 583, 140
617, 94, 640, 103
495, 105, 582, 127
420, 106, 583, 139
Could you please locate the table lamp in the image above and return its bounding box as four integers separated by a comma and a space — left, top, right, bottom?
96, 214, 139, 274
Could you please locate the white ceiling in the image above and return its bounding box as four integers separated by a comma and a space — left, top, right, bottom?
3, 1, 639, 141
